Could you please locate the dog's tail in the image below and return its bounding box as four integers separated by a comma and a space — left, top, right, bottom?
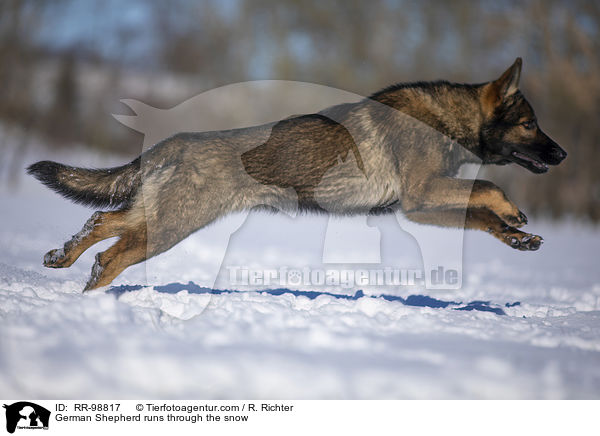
27, 157, 141, 209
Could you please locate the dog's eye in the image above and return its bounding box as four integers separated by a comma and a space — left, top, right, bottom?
521, 121, 536, 130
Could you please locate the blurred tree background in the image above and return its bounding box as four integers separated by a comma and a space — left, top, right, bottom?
1, 0, 598, 219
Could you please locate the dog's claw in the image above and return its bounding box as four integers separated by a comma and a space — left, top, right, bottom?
518, 211, 528, 226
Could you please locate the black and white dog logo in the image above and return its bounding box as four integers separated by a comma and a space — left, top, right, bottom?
3, 402, 50, 434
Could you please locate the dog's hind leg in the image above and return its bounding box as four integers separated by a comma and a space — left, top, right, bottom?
81, 205, 221, 290
83, 229, 148, 291
44, 210, 129, 269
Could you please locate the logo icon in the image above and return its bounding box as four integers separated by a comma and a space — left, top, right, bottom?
3, 402, 50, 434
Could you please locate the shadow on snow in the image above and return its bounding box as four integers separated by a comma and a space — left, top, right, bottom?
108, 282, 520, 316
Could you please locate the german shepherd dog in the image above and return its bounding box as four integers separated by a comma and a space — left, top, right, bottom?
28, 58, 566, 290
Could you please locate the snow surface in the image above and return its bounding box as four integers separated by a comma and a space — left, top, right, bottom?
1, 142, 600, 399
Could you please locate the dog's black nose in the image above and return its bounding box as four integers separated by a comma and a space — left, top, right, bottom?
545, 146, 567, 166
556, 148, 567, 161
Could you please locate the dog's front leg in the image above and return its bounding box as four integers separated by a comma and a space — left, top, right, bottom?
468, 180, 528, 228
402, 177, 527, 228
404, 207, 543, 251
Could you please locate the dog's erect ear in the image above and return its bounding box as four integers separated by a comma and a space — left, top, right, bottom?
481, 57, 522, 114
494, 57, 522, 99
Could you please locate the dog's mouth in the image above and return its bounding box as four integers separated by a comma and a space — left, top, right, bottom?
510, 151, 549, 173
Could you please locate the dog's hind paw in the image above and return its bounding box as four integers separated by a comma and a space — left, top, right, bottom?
43, 248, 68, 268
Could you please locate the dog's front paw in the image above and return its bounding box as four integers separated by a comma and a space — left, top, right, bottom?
43, 248, 68, 268
506, 232, 543, 251
501, 210, 528, 228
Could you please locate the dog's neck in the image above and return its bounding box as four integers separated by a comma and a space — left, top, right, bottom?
369, 82, 484, 154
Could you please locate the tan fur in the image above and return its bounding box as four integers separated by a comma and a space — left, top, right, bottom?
84, 227, 148, 290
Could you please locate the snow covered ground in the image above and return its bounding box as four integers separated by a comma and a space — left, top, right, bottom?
1, 142, 600, 399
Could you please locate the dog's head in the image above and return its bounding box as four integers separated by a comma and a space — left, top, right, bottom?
478, 58, 567, 173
